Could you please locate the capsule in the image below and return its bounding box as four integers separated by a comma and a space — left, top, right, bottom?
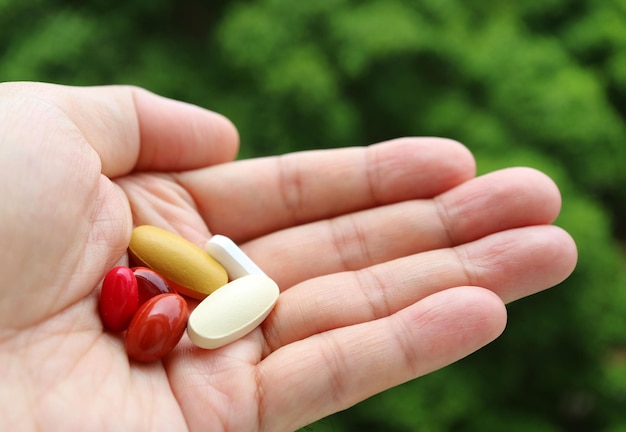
132, 267, 175, 306
125, 293, 188, 362
99, 266, 139, 332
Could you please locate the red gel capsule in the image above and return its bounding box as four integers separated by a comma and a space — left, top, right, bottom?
99, 266, 139, 332
132, 267, 174, 306
125, 293, 188, 362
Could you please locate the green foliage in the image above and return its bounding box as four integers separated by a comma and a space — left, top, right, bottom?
0, 10, 96, 82
2, 0, 626, 430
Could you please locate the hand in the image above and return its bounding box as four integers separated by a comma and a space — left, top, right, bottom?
0, 83, 577, 431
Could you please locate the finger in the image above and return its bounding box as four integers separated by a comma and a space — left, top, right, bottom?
130, 88, 239, 173
258, 286, 507, 431
435, 166, 562, 244
243, 167, 562, 288
176, 137, 476, 241
4, 82, 239, 177
262, 225, 576, 350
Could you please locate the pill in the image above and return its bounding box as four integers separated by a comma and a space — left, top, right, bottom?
128, 225, 228, 300
132, 267, 174, 306
187, 274, 279, 349
99, 266, 139, 332
205, 235, 266, 279
125, 293, 189, 362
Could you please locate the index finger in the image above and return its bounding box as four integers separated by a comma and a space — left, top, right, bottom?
177, 138, 476, 241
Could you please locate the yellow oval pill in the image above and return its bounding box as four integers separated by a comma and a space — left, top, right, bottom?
128, 225, 228, 300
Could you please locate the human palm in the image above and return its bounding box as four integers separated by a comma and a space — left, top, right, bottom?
0, 83, 577, 431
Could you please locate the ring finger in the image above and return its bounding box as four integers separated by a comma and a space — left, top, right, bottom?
262, 224, 576, 351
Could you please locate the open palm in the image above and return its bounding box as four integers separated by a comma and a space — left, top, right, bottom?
0, 83, 577, 431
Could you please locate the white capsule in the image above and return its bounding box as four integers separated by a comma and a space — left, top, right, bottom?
205, 234, 266, 279
187, 274, 279, 349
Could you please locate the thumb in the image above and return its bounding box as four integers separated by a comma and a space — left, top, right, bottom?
0, 83, 238, 329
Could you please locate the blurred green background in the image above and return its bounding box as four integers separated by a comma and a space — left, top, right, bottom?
2, 0, 626, 430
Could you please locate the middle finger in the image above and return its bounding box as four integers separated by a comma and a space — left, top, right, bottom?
244, 167, 562, 289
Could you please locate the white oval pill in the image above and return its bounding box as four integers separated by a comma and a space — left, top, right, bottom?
205, 235, 266, 279
187, 274, 279, 349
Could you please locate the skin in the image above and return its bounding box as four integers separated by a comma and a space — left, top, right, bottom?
0, 82, 577, 432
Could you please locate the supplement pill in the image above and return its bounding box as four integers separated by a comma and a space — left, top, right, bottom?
187, 274, 279, 349
205, 235, 266, 279
128, 225, 228, 300
125, 293, 188, 362
132, 267, 174, 306
99, 266, 139, 332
